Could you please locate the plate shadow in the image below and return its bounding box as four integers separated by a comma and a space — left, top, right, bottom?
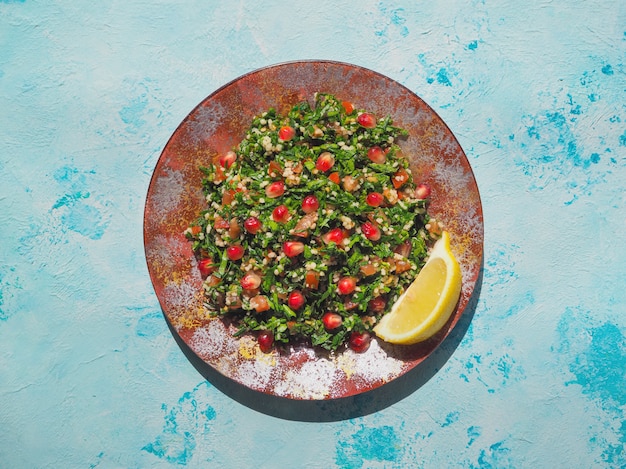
166, 262, 483, 422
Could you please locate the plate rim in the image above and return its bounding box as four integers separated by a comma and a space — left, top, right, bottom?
143, 59, 484, 400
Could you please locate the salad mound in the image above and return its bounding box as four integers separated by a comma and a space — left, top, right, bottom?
185, 93, 440, 352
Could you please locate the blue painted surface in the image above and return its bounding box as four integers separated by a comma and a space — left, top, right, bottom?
1, 1, 625, 467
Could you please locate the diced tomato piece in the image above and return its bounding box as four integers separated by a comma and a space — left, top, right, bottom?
228, 218, 241, 239
394, 259, 412, 273
328, 172, 341, 184
250, 295, 270, 313
205, 275, 221, 287
342, 175, 359, 192
213, 216, 230, 231
394, 240, 412, 258
222, 189, 236, 206
367, 210, 389, 225
359, 262, 378, 277
190, 225, 202, 235
342, 101, 354, 114
268, 160, 283, 178
227, 294, 243, 310
292, 212, 317, 238
304, 270, 320, 290
392, 168, 410, 189
427, 221, 442, 236
383, 187, 398, 205
213, 164, 226, 183
292, 161, 304, 174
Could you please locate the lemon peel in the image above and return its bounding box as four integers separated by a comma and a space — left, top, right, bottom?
373, 231, 462, 345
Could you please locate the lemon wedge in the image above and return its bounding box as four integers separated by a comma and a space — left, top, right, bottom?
373, 231, 462, 345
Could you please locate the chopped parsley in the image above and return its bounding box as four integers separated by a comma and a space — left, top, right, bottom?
185, 93, 438, 352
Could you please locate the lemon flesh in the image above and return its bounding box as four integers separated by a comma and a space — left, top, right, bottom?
373, 231, 462, 345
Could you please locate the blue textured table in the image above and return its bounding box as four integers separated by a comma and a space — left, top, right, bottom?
1, 2, 625, 468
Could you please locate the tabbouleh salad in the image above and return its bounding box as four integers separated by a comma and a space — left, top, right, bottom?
185, 93, 441, 353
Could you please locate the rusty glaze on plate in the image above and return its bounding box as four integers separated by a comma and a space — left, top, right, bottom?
144, 61, 483, 400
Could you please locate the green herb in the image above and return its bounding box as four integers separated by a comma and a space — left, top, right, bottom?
185, 93, 437, 351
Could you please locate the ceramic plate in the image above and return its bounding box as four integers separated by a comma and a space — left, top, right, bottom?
144, 60, 483, 400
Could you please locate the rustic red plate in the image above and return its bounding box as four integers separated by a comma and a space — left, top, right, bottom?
144, 60, 483, 400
